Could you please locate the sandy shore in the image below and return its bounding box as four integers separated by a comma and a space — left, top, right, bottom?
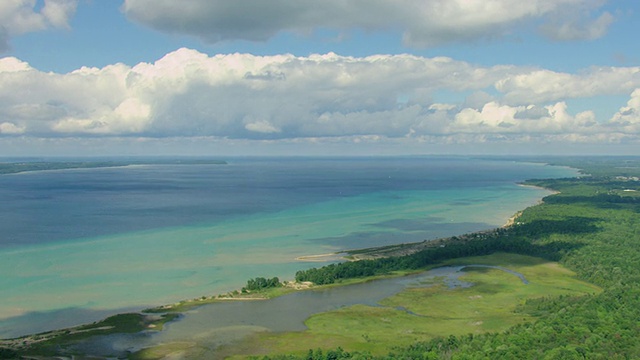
295, 252, 348, 262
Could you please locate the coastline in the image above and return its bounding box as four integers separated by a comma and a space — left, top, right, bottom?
1, 182, 578, 360
0, 206, 528, 345
295, 252, 348, 262
0, 196, 543, 343
517, 182, 561, 196
3, 155, 635, 359
0, 160, 579, 349
162, 201, 536, 310
0, 203, 547, 358
0, 159, 228, 175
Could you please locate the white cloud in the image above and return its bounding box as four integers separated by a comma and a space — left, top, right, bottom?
428, 103, 457, 112
2, 49, 640, 148
0, 56, 32, 72
51, 97, 152, 134
122, 0, 612, 47
0, 0, 77, 51
0, 122, 25, 134
245, 119, 281, 134
453, 102, 519, 131
496, 67, 640, 104
41, 0, 76, 29
450, 101, 599, 135
0, 57, 145, 135
610, 89, 640, 131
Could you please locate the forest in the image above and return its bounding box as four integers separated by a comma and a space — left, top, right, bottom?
261, 157, 640, 359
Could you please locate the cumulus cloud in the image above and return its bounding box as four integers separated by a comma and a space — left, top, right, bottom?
122, 0, 612, 47
0, 0, 78, 51
1, 49, 640, 146
610, 89, 640, 131
496, 67, 640, 105
450, 101, 598, 135
0, 122, 25, 134
245, 119, 281, 134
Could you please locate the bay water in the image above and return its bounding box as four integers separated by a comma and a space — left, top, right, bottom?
0, 157, 577, 338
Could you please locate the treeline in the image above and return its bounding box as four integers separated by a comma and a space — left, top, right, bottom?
264, 347, 372, 360
294, 222, 584, 286
243, 277, 281, 292
260, 162, 640, 359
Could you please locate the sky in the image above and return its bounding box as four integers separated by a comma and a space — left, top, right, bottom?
0, 0, 639, 156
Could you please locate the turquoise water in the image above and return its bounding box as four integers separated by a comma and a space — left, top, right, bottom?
0, 157, 577, 338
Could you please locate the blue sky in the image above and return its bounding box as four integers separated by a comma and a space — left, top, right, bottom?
1, 0, 639, 156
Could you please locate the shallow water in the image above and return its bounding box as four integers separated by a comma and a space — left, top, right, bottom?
0, 157, 576, 338
76, 265, 528, 357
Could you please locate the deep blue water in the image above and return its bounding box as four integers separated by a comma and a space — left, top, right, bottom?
0, 156, 574, 249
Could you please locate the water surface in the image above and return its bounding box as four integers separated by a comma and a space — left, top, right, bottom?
75, 265, 528, 357
0, 157, 577, 337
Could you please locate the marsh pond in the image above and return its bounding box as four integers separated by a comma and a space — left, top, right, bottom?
73, 265, 527, 357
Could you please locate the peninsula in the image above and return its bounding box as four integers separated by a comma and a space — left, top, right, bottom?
0, 158, 227, 175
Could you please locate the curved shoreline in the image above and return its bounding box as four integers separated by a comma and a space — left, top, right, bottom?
0, 161, 582, 349
0, 199, 545, 343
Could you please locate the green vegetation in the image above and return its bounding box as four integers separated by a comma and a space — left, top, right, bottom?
252, 157, 640, 359
143, 277, 286, 315
217, 254, 598, 359
243, 277, 282, 292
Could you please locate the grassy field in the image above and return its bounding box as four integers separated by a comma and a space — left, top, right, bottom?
214, 252, 599, 359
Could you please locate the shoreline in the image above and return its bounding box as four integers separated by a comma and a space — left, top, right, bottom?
0, 211, 524, 343
295, 252, 348, 262
0, 204, 546, 344
0, 208, 546, 354
0, 170, 572, 346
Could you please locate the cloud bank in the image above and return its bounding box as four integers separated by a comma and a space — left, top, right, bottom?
2, 48, 640, 149
122, 0, 613, 47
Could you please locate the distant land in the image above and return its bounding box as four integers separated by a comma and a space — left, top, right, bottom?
0, 158, 227, 175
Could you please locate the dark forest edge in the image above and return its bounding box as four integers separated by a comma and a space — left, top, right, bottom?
2, 156, 640, 359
